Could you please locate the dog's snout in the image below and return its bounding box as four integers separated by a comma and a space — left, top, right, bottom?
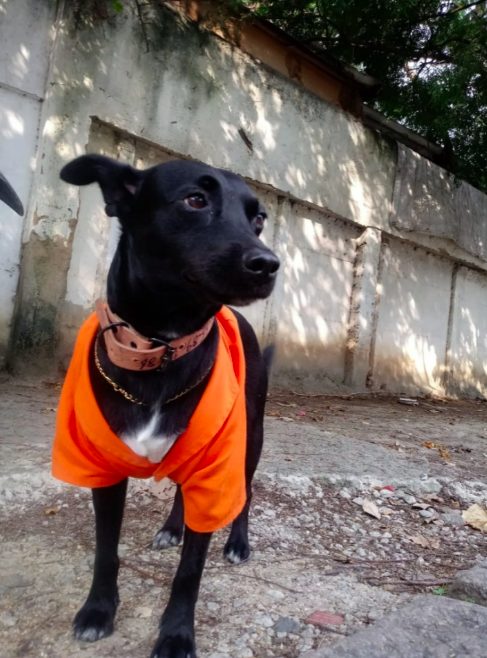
243, 249, 280, 277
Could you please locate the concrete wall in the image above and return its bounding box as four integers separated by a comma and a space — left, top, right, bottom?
3, 0, 487, 398
447, 267, 487, 397
372, 239, 453, 395
0, 0, 58, 365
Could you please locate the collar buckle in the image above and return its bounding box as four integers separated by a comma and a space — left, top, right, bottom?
150, 337, 177, 371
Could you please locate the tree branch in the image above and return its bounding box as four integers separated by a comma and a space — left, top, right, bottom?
422, 0, 487, 22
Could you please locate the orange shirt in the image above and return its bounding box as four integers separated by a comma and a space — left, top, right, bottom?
52, 306, 247, 533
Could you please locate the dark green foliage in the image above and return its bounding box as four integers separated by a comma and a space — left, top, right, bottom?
240, 1, 487, 192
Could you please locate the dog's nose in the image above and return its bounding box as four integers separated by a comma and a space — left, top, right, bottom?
243, 249, 280, 276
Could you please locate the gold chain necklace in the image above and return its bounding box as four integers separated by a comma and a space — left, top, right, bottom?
94, 333, 214, 406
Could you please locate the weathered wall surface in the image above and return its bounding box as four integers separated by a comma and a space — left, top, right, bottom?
3, 1, 487, 398
447, 267, 487, 397
390, 146, 487, 262
372, 239, 454, 394
0, 0, 57, 365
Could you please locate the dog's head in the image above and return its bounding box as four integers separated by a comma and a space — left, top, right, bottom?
61, 154, 279, 306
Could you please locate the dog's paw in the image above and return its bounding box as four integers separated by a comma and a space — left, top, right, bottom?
150, 632, 196, 658
152, 528, 183, 550
223, 537, 251, 565
73, 598, 118, 642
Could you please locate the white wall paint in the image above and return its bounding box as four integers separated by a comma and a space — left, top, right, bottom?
449, 267, 487, 397
373, 240, 453, 395
0, 0, 56, 363
0, 88, 40, 358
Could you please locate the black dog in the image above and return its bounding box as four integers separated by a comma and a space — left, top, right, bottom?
57, 154, 279, 658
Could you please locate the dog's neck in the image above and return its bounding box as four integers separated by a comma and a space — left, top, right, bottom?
106, 242, 220, 340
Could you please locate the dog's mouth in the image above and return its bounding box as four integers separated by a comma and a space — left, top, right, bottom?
228, 278, 277, 306
183, 270, 277, 307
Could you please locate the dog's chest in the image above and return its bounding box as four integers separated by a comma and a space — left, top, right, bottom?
121, 411, 181, 463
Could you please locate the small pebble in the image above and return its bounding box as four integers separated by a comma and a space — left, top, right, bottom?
274, 616, 301, 634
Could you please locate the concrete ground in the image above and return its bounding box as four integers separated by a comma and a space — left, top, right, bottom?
1, 376, 487, 658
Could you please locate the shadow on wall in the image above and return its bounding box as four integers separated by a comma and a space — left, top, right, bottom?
0, 0, 58, 364
6, 1, 487, 398
369, 237, 451, 397
6, 2, 189, 363
4, 1, 116, 364
445, 267, 487, 398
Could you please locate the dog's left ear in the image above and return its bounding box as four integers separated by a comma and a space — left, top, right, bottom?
0, 172, 24, 215
60, 154, 143, 218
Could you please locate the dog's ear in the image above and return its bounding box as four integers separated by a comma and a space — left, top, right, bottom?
0, 172, 23, 215
60, 154, 142, 218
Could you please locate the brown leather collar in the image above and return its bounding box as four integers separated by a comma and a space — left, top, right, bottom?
95, 299, 215, 372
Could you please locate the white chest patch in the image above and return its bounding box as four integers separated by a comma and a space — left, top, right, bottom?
122, 412, 178, 464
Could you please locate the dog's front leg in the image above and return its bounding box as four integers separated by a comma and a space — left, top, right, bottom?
153, 484, 184, 548
73, 479, 127, 641
151, 527, 211, 658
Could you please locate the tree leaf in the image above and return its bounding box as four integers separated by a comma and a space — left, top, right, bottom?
362, 498, 381, 519
410, 534, 440, 549
462, 504, 487, 533
44, 505, 61, 516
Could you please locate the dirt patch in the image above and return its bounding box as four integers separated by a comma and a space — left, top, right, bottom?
1, 378, 486, 657
267, 391, 487, 483
0, 477, 484, 658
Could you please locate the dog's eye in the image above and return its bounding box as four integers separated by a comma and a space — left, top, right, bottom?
254, 213, 266, 231
184, 193, 207, 209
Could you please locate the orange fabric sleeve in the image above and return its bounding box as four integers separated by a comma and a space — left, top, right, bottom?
52, 315, 130, 488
